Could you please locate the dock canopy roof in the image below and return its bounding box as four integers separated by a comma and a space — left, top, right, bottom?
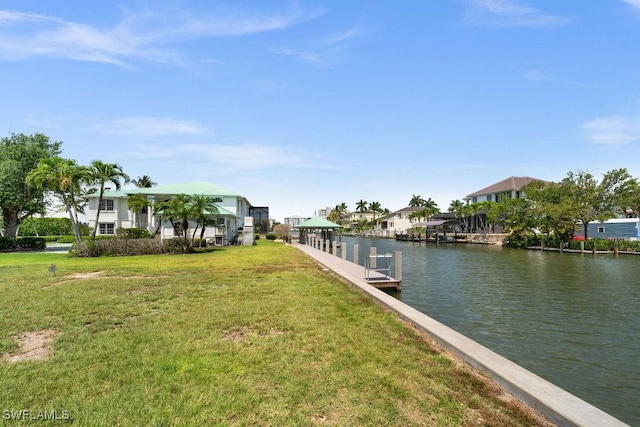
295, 217, 341, 229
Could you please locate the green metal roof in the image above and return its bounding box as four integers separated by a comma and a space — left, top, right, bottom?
208, 205, 236, 217
127, 181, 239, 197
296, 217, 341, 229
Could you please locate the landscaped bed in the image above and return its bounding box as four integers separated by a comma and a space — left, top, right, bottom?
0, 240, 551, 426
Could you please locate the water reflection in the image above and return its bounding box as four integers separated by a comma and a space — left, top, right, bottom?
340, 236, 640, 425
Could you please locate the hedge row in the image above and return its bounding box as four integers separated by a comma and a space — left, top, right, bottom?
0, 236, 47, 251
74, 239, 185, 257
503, 233, 640, 252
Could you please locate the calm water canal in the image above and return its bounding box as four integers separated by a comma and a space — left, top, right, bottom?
340, 236, 640, 425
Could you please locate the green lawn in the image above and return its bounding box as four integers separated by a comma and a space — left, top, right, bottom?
0, 241, 549, 426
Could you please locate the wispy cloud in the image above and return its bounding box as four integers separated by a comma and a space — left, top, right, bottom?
582, 115, 640, 145
464, 0, 570, 27
273, 47, 322, 64
0, 6, 318, 66
275, 24, 363, 66
622, 0, 640, 11
96, 116, 208, 136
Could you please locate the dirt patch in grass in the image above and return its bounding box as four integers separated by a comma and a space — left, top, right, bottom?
3, 329, 59, 362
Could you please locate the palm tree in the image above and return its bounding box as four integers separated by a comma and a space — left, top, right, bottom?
189, 194, 219, 245
89, 160, 130, 240
127, 194, 149, 228
153, 194, 193, 253
26, 157, 92, 244
409, 195, 427, 207
133, 175, 156, 188
356, 199, 368, 212
369, 201, 382, 227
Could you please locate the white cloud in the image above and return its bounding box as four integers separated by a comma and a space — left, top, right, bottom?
180, 143, 304, 169
582, 115, 640, 145
273, 47, 322, 64
622, 0, 640, 10
465, 0, 570, 27
98, 116, 208, 136
0, 6, 318, 66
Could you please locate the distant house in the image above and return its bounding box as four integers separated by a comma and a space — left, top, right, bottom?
464, 176, 541, 204
349, 210, 376, 226
576, 218, 640, 240
378, 207, 423, 234
86, 181, 255, 245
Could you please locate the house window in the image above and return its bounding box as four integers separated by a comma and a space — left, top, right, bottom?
487, 195, 493, 202
597, 227, 605, 233
472, 197, 477, 203
99, 199, 114, 211
99, 223, 115, 235
214, 197, 223, 202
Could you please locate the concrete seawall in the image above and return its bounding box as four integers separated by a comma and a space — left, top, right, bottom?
295, 242, 628, 427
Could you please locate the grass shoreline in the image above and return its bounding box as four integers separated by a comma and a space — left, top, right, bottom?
0, 240, 552, 425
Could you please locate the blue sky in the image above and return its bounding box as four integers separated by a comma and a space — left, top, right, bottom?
1, 0, 640, 221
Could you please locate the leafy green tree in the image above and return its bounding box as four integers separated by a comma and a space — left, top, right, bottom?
0, 133, 62, 239
559, 169, 634, 240
26, 157, 92, 244
89, 160, 130, 240
356, 199, 368, 212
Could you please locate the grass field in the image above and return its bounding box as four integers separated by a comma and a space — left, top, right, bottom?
0, 241, 550, 426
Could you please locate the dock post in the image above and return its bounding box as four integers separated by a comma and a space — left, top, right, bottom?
332, 240, 337, 256
325, 239, 330, 253
353, 244, 359, 265
370, 247, 377, 269
341, 243, 347, 260
395, 251, 402, 282
580, 241, 584, 254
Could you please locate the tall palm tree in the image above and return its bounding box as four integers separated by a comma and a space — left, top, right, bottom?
133, 175, 156, 188
356, 199, 368, 212
189, 194, 219, 245
127, 194, 149, 228
369, 201, 382, 227
409, 195, 427, 207
89, 160, 130, 240
26, 157, 92, 244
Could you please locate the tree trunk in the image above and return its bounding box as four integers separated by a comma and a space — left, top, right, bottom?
583, 220, 590, 240
2, 207, 19, 239
92, 187, 105, 240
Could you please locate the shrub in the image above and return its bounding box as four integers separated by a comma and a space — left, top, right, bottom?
266, 233, 277, 240
18, 217, 73, 237
116, 227, 154, 239
273, 224, 291, 240
0, 237, 16, 250
16, 237, 47, 250
254, 234, 260, 240
74, 238, 184, 257
192, 238, 207, 248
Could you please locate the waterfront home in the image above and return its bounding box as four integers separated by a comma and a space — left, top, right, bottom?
464, 176, 541, 204
576, 217, 640, 240
86, 181, 254, 245
377, 207, 423, 236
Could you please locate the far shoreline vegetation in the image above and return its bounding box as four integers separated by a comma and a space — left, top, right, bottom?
3, 132, 640, 255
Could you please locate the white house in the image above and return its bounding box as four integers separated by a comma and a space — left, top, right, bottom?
86, 181, 252, 245
378, 207, 423, 235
